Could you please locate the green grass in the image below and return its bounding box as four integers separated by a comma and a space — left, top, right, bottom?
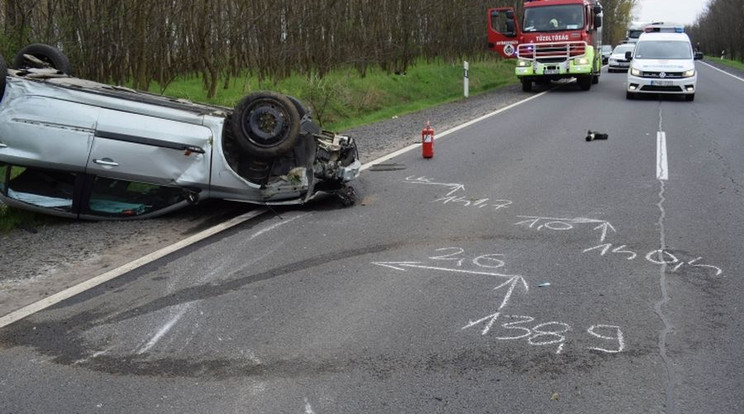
705, 56, 744, 71
1, 57, 517, 231
152, 57, 518, 131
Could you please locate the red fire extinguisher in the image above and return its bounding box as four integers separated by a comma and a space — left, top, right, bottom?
422, 121, 434, 158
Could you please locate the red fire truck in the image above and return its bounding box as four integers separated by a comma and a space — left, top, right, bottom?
487, 0, 604, 92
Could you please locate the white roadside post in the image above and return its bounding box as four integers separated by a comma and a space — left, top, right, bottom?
464, 61, 470, 98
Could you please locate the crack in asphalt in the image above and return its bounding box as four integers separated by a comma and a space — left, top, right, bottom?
654, 106, 676, 414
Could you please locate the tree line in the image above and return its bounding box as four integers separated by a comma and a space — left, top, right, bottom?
687, 0, 744, 61
2, 0, 633, 97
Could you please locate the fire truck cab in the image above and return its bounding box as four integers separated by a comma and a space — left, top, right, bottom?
487, 0, 604, 92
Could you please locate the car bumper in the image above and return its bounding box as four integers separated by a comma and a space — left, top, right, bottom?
627, 73, 697, 95
516, 59, 592, 78
608, 61, 630, 70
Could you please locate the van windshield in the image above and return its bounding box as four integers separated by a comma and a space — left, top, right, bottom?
634, 41, 692, 59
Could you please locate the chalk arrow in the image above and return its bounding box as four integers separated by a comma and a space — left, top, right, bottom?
444, 184, 466, 196
493, 275, 529, 311
593, 222, 616, 243
372, 262, 518, 279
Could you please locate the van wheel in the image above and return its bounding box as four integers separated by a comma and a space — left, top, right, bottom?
231, 92, 301, 159
685, 94, 695, 102
13, 44, 72, 74
626, 91, 635, 100
0, 54, 7, 102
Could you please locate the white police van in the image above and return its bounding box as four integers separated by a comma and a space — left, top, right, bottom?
625, 26, 702, 101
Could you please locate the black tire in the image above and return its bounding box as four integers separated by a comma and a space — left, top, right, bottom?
0, 54, 7, 102
13, 43, 72, 74
626, 91, 635, 100
685, 93, 695, 102
592, 74, 599, 84
578, 75, 592, 90
521, 79, 532, 92
231, 91, 301, 159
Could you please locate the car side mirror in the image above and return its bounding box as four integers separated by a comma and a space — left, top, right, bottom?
694, 52, 703, 60
625, 51, 633, 60
594, 15, 602, 29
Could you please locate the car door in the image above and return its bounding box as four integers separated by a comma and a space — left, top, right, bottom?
0, 92, 97, 172
86, 109, 213, 188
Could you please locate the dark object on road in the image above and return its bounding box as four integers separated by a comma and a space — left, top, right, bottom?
586, 130, 609, 141
0, 44, 362, 220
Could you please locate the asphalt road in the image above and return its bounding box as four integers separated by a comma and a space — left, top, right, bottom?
1, 62, 743, 414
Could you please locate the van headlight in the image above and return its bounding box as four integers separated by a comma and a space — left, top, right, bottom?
574, 57, 589, 65
682, 69, 696, 77
630, 67, 642, 76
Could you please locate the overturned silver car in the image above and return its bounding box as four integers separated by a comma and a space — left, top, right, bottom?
0, 44, 361, 219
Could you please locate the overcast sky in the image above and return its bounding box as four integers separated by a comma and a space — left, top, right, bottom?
633, 0, 710, 25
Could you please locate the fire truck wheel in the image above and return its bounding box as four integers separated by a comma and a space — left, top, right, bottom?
521, 79, 532, 92
592, 75, 599, 84
578, 75, 592, 90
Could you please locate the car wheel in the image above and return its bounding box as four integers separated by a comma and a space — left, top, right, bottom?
13, 43, 72, 74
626, 91, 635, 100
231, 91, 301, 159
685, 93, 695, 102
0, 54, 7, 101
521, 79, 532, 92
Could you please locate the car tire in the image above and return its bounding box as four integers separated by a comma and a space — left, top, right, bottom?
685, 94, 695, 102
0, 53, 7, 101
626, 91, 635, 100
521, 79, 532, 92
13, 43, 72, 74
231, 91, 301, 159
578, 75, 592, 90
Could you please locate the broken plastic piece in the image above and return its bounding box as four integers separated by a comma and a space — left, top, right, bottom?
586, 130, 609, 141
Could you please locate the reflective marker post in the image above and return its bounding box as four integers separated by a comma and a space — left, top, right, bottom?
464, 61, 469, 98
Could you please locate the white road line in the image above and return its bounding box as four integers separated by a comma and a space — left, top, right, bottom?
361, 89, 552, 171
700, 61, 744, 83
0, 209, 268, 329
656, 131, 668, 181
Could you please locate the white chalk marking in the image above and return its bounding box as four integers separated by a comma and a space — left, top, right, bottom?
137, 306, 190, 355
462, 312, 501, 335
248, 213, 308, 240
304, 397, 316, 414
657, 131, 668, 180
587, 325, 625, 353
493, 276, 529, 311
372, 261, 516, 278
0, 209, 268, 329
593, 222, 617, 243
361, 91, 551, 171
404, 176, 465, 196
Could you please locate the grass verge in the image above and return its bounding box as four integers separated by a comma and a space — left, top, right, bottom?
704, 56, 744, 72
